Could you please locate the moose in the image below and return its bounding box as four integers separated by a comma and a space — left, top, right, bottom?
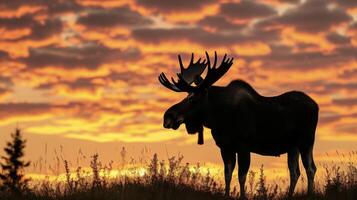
158, 52, 319, 198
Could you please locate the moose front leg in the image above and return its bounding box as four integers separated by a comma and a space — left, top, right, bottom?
238, 152, 250, 199
220, 149, 236, 196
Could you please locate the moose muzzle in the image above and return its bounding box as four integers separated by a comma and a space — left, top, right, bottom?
163, 114, 184, 130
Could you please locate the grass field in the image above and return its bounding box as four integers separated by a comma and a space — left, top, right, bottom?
0, 151, 356, 200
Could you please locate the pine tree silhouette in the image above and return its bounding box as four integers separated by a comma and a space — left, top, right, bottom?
0, 128, 30, 193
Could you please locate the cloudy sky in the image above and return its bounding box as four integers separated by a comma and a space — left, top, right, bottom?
0, 0, 356, 172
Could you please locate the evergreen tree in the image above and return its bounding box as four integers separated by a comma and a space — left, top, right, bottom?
0, 128, 30, 193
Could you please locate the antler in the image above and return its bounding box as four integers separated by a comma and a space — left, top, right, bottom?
197, 52, 234, 90
178, 53, 206, 85
158, 72, 181, 92
158, 51, 234, 93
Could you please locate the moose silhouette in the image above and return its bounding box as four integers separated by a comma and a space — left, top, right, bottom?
158, 52, 319, 198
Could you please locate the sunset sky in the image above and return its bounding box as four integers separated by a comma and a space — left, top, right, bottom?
0, 0, 356, 174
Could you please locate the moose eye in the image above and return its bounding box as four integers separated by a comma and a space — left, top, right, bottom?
187, 94, 199, 103
187, 94, 195, 101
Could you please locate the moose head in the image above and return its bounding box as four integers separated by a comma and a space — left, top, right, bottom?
158, 52, 234, 144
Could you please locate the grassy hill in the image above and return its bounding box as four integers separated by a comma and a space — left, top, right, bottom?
0, 153, 356, 200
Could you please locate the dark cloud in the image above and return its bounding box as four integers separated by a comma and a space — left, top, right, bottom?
249, 25, 282, 42
257, 0, 352, 32
23, 43, 141, 69
198, 15, 245, 31
0, 50, 9, 60
0, 102, 54, 118
29, 18, 63, 40
325, 82, 357, 92
132, 27, 256, 46
294, 43, 319, 51
278, 0, 301, 3
220, 0, 277, 20
0, 76, 13, 87
0, 1, 80, 42
320, 112, 357, 125
0, 87, 11, 97
319, 111, 343, 124
335, 0, 357, 8
37, 78, 101, 92
336, 46, 357, 57
131, 25, 280, 52
0, 0, 81, 13
339, 68, 357, 79
332, 98, 357, 107
0, 76, 12, 99
326, 33, 351, 45
256, 45, 357, 69
39, 70, 151, 91
334, 123, 357, 135
46, 0, 83, 14
0, 0, 45, 10
0, 101, 118, 120
66, 78, 98, 91
273, 79, 327, 94
108, 71, 151, 86
77, 6, 153, 29
11, 18, 63, 41
135, 0, 216, 13
0, 14, 63, 41
0, 14, 35, 30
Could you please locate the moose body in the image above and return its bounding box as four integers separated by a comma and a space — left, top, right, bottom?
159, 52, 318, 198
203, 81, 318, 155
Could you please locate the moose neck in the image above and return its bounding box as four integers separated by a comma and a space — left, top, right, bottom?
200, 86, 227, 129
200, 80, 266, 130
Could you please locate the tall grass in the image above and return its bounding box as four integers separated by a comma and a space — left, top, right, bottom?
0, 150, 356, 200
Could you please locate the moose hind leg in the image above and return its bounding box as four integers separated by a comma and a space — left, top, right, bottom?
238, 152, 250, 199
287, 148, 300, 197
301, 146, 317, 195
221, 149, 236, 196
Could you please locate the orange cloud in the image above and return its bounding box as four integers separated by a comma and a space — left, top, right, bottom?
0, 5, 43, 18
76, 0, 130, 8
